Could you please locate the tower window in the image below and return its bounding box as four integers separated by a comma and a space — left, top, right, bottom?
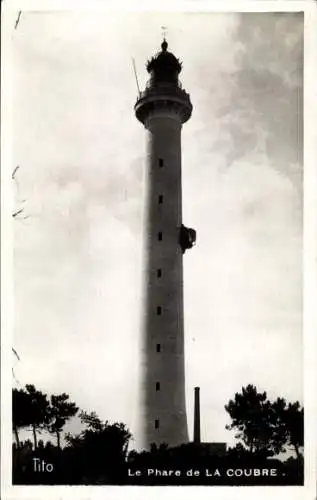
156, 306, 162, 315
156, 382, 160, 391
157, 269, 162, 278
158, 195, 163, 204
155, 419, 159, 429
158, 232, 162, 241
158, 158, 164, 167
156, 343, 161, 352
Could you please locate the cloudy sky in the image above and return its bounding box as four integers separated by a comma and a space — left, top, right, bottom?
11, 11, 303, 449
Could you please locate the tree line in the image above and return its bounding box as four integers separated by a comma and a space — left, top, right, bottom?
13, 385, 78, 450
12, 383, 303, 485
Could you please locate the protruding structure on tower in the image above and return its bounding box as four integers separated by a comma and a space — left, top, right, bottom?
135, 40, 196, 450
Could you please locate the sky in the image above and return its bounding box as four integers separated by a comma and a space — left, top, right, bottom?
11, 11, 303, 450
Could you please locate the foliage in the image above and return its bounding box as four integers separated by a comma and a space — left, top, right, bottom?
66, 410, 132, 457
280, 401, 303, 458
12, 385, 78, 451
12, 388, 33, 447
24, 384, 51, 449
48, 393, 78, 450
62, 411, 132, 483
12, 382, 304, 485
225, 384, 303, 458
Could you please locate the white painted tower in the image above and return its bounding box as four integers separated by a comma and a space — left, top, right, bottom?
135, 40, 196, 449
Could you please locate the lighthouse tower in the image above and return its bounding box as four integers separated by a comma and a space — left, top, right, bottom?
135, 40, 196, 449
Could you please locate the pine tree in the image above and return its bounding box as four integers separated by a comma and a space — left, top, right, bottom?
48, 393, 78, 450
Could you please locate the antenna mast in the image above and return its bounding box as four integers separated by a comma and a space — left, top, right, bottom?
14, 11, 22, 30
132, 58, 140, 96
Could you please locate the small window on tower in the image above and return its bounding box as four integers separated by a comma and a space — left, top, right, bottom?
156, 343, 161, 352
158, 195, 163, 204
156, 306, 162, 315
155, 419, 159, 429
159, 158, 164, 167
157, 269, 162, 278
156, 382, 160, 391
158, 232, 162, 241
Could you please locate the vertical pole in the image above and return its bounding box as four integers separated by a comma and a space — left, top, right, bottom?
193, 386, 201, 443
131, 58, 140, 95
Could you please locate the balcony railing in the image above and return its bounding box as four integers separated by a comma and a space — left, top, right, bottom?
136, 82, 190, 104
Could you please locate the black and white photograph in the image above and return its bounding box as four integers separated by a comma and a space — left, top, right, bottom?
1, 2, 316, 497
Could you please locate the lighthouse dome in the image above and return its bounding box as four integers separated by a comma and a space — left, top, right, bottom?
146, 40, 182, 85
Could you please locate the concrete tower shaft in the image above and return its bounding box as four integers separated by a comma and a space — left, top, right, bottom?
135, 41, 195, 450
